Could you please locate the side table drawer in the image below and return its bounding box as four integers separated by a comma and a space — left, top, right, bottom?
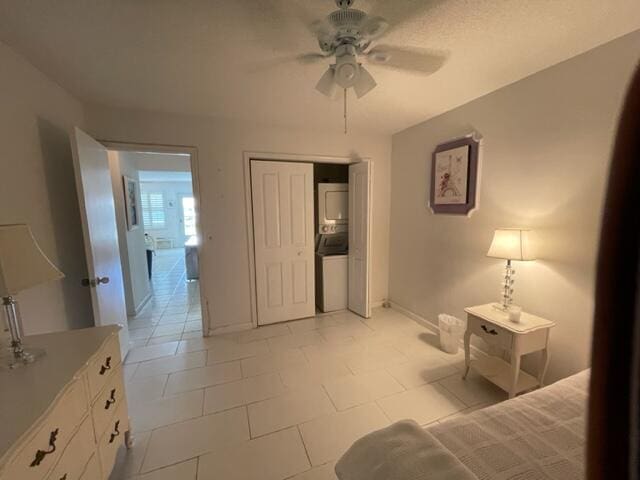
87, 334, 122, 401
45, 416, 95, 480
468, 314, 513, 350
1, 379, 88, 480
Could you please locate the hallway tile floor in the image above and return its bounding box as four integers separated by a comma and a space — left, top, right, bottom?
126, 248, 203, 353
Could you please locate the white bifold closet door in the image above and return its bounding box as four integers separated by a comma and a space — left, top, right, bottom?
251, 160, 315, 325
348, 161, 372, 318
71, 127, 130, 357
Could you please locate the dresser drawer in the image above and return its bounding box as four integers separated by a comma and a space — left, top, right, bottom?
45, 416, 95, 480
79, 454, 101, 480
469, 315, 513, 350
87, 334, 122, 401
91, 366, 125, 441
1, 379, 88, 480
97, 401, 129, 480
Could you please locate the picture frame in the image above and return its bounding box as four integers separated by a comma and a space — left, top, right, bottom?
429, 135, 480, 215
123, 176, 140, 230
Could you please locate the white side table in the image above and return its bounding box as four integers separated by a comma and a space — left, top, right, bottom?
462, 304, 555, 398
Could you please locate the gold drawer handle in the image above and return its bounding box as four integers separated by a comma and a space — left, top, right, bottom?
29, 428, 59, 467
99, 356, 112, 375
109, 420, 121, 444
105, 388, 117, 410
481, 325, 498, 335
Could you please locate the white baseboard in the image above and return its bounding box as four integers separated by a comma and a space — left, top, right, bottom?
388, 301, 438, 334
208, 321, 254, 336
131, 292, 152, 317
388, 300, 486, 357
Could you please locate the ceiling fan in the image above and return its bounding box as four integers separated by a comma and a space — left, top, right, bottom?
296, 0, 448, 100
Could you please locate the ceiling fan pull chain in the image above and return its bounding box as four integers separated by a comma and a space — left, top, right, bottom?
344, 88, 348, 134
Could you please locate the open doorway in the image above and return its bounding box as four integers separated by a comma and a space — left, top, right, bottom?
106, 148, 204, 348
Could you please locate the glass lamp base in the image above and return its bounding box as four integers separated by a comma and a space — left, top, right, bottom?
0, 346, 46, 370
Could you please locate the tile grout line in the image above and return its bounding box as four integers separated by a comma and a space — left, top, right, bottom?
435, 374, 475, 408
320, 383, 339, 412
245, 405, 253, 439
296, 424, 313, 471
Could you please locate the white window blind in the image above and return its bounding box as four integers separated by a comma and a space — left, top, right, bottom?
141, 192, 166, 229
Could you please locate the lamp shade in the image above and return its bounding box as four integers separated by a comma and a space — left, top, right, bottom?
0, 224, 64, 296
486, 228, 535, 261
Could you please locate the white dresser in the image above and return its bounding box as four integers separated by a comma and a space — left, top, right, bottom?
0, 326, 131, 480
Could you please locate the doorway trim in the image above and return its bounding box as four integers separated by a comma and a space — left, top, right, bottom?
101, 140, 210, 336
243, 150, 372, 329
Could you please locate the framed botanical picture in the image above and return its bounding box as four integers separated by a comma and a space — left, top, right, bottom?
123, 176, 140, 230
429, 136, 480, 215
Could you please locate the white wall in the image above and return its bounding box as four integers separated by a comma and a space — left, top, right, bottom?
132, 152, 191, 172
0, 40, 92, 334
85, 108, 392, 332
389, 31, 640, 382
109, 151, 151, 316
140, 180, 194, 247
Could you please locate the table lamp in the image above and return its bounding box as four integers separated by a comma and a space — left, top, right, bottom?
486, 228, 535, 311
0, 224, 64, 369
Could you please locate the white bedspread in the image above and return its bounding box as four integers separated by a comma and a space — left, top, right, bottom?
427, 370, 589, 480
335, 419, 477, 480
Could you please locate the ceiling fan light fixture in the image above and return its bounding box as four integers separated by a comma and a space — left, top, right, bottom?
316, 66, 338, 98
353, 64, 376, 98
334, 52, 360, 88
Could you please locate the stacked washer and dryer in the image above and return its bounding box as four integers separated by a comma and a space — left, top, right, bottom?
315, 182, 349, 312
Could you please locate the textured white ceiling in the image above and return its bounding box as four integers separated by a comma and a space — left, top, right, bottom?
1, 0, 639, 134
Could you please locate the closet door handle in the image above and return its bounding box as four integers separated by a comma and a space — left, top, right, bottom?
481, 325, 498, 335
30, 428, 59, 467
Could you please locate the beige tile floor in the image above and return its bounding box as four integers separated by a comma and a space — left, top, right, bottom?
112, 256, 506, 480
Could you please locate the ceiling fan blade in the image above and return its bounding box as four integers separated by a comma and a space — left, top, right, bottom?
366, 45, 448, 74
368, 0, 446, 34
246, 52, 329, 73
359, 15, 389, 40
297, 52, 331, 64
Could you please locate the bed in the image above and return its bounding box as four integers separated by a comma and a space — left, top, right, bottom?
336, 370, 589, 480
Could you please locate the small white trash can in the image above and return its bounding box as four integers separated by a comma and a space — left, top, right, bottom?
438, 314, 466, 354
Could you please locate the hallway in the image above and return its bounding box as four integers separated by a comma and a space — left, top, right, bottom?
127, 248, 203, 349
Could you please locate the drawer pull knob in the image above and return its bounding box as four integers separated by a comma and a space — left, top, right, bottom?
105, 388, 117, 409
29, 428, 59, 467
481, 325, 499, 335
99, 356, 112, 375
109, 420, 121, 444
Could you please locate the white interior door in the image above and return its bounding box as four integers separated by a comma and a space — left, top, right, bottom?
348, 161, 372, 318
251, 160, 315, 325
71, 127, 130, 357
